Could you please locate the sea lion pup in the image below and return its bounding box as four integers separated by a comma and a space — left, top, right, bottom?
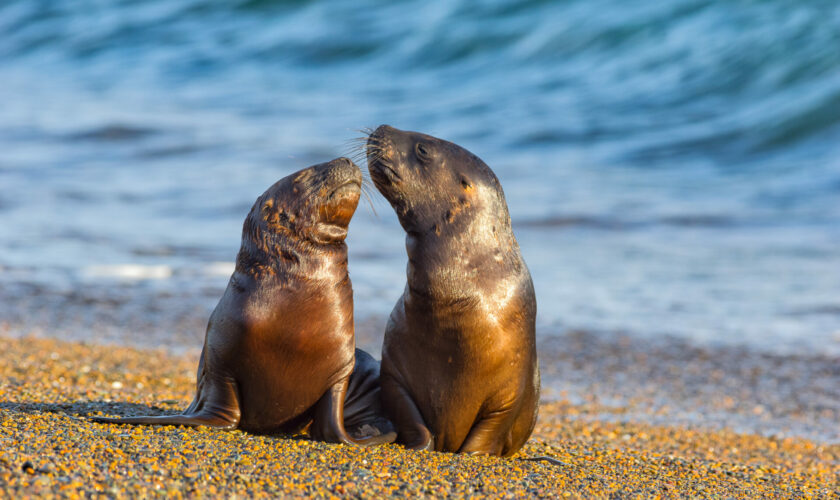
367, 125, 539, 456
91, 157, 394, 446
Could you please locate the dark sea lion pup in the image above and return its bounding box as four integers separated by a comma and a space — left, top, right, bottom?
367, 125, 539, 456
91, 158, 394, 446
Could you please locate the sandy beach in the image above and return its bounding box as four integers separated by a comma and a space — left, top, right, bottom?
3, 0, 840, 497
2, 334, 837, 498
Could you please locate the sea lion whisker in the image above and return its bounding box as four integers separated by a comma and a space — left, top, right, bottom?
342, 153, 364, 165
363, 136, 386, 149
342, 143, 376, 165
342, 137, 370, 150
347, 151, 369, 164
345, 146, 368, 158
361, 186, 377, 216
359, 164, 373, 183
365, 141, 386, 152
364, 150, 387, 165
362, 148, 382, 161
361, 176, 380, 197
347, 134, 376, 146
358, 177, 387, 215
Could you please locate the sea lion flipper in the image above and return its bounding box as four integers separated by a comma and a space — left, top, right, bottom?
89, 376, 241, 430
346, 421, 397, 445
457, 407, 517, 456
309, 379, 396, 446
340, 349, 397, 445
309, 379, 363, 446
89, 413, 238, 429
381, 377, 434, 451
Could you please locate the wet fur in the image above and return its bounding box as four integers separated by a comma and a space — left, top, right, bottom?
366, 126, 539, 457
91, 158, 395, 446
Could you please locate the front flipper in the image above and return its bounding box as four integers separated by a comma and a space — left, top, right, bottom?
309, 379, 395, 446
457, 406, 517, 456
381, 376, 434, 451
89, 375, 241, 430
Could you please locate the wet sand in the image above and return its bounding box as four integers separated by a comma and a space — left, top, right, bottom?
3, 282, 838, 442
1, 335, 837, 498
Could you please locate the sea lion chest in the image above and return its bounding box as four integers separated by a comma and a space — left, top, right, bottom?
206, 274, 355, 432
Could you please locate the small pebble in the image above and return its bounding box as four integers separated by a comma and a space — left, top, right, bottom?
0, 336, 836, 498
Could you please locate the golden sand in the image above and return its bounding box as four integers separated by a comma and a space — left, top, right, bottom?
1, 336, 837, 498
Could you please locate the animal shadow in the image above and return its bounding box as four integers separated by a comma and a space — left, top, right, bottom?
0, 400, 314, 441
0, 400, 175, 419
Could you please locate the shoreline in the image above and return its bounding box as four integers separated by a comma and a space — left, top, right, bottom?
1, 336, 837, 497
5, 310, 839, 444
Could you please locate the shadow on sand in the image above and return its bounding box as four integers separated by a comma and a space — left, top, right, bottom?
0, 401, 178, 419
0, 401, 316, 442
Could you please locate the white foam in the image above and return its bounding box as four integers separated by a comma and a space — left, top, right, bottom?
205, 261, 235, 276
82, 264, 172, 281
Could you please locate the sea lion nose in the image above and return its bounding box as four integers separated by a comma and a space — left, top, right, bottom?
372, 124, 396, 139
367, 126, 396, 160
323, 157, 362, 187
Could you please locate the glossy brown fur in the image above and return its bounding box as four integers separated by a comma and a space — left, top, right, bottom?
367, 125, 539, 457
91, 158, 394, 446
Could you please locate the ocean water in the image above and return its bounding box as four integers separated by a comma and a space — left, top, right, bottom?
1, 0, 839, 353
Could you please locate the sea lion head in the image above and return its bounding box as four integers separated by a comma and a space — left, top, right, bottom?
366, 125, 508, 235
242, 157, 362, 263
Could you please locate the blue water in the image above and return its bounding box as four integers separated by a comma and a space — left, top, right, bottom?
1, 0, 839, 353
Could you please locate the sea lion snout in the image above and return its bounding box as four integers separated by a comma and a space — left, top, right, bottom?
324, 156, 362, 182
326, 158, 363, 196
366, 125, 450, 183
304, 157, 363, 194
249, 158, 362, 247
322, 157, 361, 202
366, 125, 402, 169
370, 124, 397, 144
368, 125, 488, 232
302, 158, 361, 243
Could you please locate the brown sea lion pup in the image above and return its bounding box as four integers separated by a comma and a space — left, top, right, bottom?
366, 125, 539, 456
91, 157, 395, 446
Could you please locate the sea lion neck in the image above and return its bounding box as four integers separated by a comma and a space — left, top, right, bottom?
236, 232, 349, 285
404, 216, 516, 303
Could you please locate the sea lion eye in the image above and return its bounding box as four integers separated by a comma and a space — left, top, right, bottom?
415, 142, 432, 163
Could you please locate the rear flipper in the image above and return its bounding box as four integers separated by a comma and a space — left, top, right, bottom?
309, 378, 396, 446
345, 417, 396, 444
89, 375, 241, 430
341, 349, 397, 445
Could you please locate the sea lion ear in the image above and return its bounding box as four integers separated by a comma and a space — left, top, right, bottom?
312, 222, 348, 244
261, 198, 275, 216
265, 207, 292, 232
